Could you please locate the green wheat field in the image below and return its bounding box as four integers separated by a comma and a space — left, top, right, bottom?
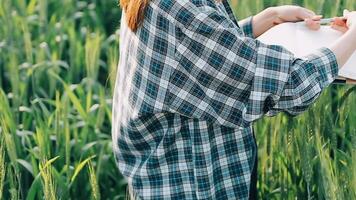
1, 0, 356, 199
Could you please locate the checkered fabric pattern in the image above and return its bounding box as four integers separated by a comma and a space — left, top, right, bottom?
112, 0, 339, 199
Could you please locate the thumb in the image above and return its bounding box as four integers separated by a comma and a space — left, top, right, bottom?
312, 15, 323, 20
344, 9, 350, 18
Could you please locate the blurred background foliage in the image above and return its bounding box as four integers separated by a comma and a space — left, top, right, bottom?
0, 0, 356, 199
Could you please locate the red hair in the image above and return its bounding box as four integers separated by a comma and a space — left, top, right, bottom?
120, 0, 222, 32
120, 0, 150, 32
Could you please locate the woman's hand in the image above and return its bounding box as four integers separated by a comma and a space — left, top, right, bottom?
331, 10, 356, 33
329, 9, 356, 68
251, 6, 321, 37
271, 6, 322, 30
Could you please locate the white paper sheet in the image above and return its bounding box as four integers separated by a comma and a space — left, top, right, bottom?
257, 23, 356, 80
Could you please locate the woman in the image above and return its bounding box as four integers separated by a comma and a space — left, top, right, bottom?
112, 0, 356, 199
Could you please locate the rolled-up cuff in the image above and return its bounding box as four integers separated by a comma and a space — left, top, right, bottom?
304, 47, 339, 88
239, 16, 254, 38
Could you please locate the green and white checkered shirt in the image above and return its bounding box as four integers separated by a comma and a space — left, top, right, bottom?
112, 0, 339, 199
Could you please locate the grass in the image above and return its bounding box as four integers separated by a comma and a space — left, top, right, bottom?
0, 0, 356, 199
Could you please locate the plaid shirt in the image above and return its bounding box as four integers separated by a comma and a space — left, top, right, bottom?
112, 0, 339, 199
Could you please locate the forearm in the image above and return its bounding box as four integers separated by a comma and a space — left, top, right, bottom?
249, 7, 277, 38
243, 6, 320, 38
329, 27, 356, 67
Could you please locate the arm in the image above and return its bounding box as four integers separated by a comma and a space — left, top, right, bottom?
240, 8, 356, 69
240, 7, 276, 38
258, 11, 356, 116
330, 11, 356, 67
330, 27, 356, 67
270, 29, 356, 115
170, 3, 339, 128
240, 6, 322, 38
238, 9, 275, 38
245, 11, 356, 116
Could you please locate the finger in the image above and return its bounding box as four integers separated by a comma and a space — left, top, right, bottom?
305, 19, 320, 30
305, 18, 320, 25
312, 15, 323, 20
331, 24, 348, 33
333, 17, 347, 26
344, 9, 350, 17
309, 23, 321, 30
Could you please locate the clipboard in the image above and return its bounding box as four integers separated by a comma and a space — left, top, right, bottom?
257, 23, 356, 84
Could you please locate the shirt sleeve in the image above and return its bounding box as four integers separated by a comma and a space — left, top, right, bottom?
168, 2, 339, 128
267, 48, 338, 116
239, 16, 255, 38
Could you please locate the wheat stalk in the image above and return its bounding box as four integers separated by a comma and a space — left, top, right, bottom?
39, 158, 57, 200
0, 135, 6, 200
88, 160, 101, 200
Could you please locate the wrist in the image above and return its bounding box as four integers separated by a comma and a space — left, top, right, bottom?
350, 25, 356, 33
347, 28, 356, 50
252, 7, 279, 37
265, 7, 279, 25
